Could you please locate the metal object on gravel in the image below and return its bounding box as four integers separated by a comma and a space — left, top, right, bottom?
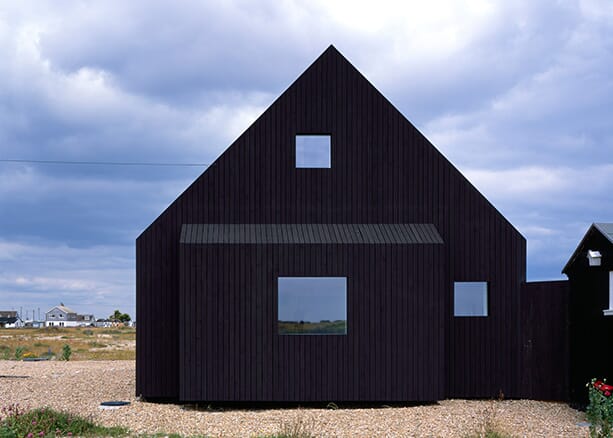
100, 401, 131, 410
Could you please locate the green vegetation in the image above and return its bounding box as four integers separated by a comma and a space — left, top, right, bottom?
278, 320, 346, 335
61, 344, 72, 361
587, 378, 613, 438
13, 346, 24, 360
0, 404, 128, 437
110, 309, 131, 323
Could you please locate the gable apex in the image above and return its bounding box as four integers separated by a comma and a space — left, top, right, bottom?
140, 45, 523, 243
562, 222, 613, 273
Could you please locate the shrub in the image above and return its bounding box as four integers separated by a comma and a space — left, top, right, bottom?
61, 345, 72, 361
0, 405, 127, 437
587, 378, 613, 437
82, 329, 94, 336
14, 346, 25, 360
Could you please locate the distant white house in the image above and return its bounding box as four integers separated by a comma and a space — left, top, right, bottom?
45, 304, 95, 327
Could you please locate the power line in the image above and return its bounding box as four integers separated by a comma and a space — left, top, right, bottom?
0, 159, 209, 167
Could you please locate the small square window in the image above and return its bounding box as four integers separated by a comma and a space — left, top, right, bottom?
454, 282, 488, 317
295, 135, 331, 168
278, 277, 346, 334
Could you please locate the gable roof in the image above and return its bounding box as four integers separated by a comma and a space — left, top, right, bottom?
562, 222, 613, 274
0, 316, 18, 324
46, 305, 77, 315
594, 223, 613, 243
139, 45, 523, 241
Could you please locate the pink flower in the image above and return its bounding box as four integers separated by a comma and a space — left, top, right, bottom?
67, 433, 72, 436
32, 420, 37, 425
39, 432, 44, 436
606, 391, 611, 397
27, 433, 33, 438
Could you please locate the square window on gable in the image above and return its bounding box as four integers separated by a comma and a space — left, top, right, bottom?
295, 135, 331, 168
454, 282, 488, 317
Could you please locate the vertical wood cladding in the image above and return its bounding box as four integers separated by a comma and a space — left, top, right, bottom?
565, 229, 613, 406
520, 281, 570, 401
136, 46, 527, 401
179, 244, 445, 401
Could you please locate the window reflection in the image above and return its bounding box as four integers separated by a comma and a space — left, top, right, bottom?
295, 135, 331, 168
278, 277, 347, 334
454, 282, 488, 317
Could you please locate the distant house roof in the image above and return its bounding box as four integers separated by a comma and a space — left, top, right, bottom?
0, 310, 17, 318
46, 305, 77, 315
563, 222, 613, 273
180, 223, 444, 245
0, 316, 17, 324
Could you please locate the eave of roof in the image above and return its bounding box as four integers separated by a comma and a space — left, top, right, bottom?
180, 223, 444, 245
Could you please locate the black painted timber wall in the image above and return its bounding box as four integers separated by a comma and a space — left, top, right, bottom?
565, 229, 613, 406
136, 46, 527, 401
179, 244, 445, 401
520, 280, 570, 401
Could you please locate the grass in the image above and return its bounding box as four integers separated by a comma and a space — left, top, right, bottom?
0, 327, 135, 360
0, 404, 128, 437
258, 417, 315, 438
464, 399, 511, 438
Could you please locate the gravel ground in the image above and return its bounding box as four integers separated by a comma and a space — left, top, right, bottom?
0, 360, 588, 437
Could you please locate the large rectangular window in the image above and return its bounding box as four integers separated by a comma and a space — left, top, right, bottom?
454, 282, 488, 317
295, 135, 331, 168
278, 277, 346, 334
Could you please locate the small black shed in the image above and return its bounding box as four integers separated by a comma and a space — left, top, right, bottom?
563, 223, 613, 406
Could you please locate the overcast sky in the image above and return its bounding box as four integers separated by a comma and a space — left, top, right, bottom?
1, 1, 612, 320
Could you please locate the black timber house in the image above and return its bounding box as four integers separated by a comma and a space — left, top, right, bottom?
137, 46, 598, 404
